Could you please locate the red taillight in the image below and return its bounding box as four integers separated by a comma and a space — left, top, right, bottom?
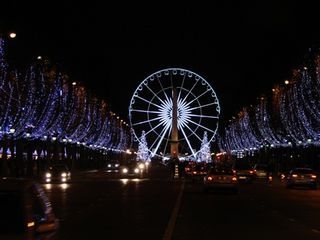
249, 170, 254, 174
292, 174, 298, 178
232, 177, 237, 181
311, 175, 317, 179
208, 176, 213, 181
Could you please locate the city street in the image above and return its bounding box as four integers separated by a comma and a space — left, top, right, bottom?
43, 165, 320, 240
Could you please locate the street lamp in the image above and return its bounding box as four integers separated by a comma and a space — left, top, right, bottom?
9, 32, 16, 39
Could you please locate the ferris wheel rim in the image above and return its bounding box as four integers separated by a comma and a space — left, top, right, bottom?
129, 68, 220, 158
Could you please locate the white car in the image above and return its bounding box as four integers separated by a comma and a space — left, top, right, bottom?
203, 167, 238, 193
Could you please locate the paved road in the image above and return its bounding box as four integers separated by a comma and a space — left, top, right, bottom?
42, 165, 320, 240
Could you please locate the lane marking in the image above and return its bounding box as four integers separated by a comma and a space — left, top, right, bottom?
162, 180, 185, 240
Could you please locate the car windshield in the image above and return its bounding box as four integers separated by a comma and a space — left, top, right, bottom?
49, 165, 68, 172
0, 191, 25, 234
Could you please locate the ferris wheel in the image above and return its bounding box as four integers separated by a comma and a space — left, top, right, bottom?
129, 68, 220, 159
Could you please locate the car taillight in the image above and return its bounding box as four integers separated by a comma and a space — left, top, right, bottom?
292, 174, 298, 178
232, 177, 237, 181
27, 221, 35, 228
311, 175, 317, 179
208, 176, 213, 181
249, 170, 254, 174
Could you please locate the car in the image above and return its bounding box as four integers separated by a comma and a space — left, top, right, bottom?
44, 164, 71, 183
0, 178, 59, 240
120, 160, 145, 178
104, 160, 120, 172
253, 163, 269, 179
286, 167, 318, 189
232, 159, 255, 183
190, 163, 208, 182
203, 167, 238, 193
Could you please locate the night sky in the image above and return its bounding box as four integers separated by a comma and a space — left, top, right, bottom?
1, 1, 320, 123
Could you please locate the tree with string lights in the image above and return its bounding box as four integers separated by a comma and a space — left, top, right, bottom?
136, 130, 150, 162
0, 36, 132, 176
197, 131, 211, 162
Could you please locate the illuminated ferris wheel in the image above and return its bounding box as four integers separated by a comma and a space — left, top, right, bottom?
129, 68, 220, 158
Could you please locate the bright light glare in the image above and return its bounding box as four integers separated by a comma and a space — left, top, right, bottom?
9, 32, 16, 38
121, 179, 129, 185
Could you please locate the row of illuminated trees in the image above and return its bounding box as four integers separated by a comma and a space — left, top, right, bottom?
218, 49, 320, 162
0, 37, 132, 176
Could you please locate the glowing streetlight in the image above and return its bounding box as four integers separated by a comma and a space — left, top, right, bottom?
9, 32, 16, 39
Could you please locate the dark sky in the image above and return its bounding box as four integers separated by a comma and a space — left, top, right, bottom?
1, 1, 320, 122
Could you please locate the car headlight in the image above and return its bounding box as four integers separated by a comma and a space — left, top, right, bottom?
134, 168, 139, 173
46, 173, 51, 178
61, 172, 67, 177
115, 164, 119, 167
108, 164, 111, 168
138, 163, 145, 169
122, 168, 128, 173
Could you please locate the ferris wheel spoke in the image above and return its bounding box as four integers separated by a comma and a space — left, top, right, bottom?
188, 102, 217, 111
184, 88, 210, 108
162, 126, 172, 157
157, 77, 171, 103
180, 126, 196, 158
177, 72, 187, 101
188, 114, 219, 119
144, 119, 168, 137
187, 119, 216, 134
150, 123, 171, 156
180, 123, 203, 142
130, 109, 161, 114
158, 98, 172, 112
145, 84, 167, 106
134, 95, 162, 109
132, 116, 163, 126
181, 79, 200, 105
178, 98, 190, 112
